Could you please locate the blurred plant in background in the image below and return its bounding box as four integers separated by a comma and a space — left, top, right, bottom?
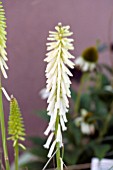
21, 42, 113, 170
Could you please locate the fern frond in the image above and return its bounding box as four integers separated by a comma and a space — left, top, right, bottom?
8, 96, 26, 149
0, 2, 8, 78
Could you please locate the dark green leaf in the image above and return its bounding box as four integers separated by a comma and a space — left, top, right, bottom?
65, 121, 82, 145
93, 144, 110, 159
64, 148, 82, 165
80, 93, 92, 110
28, 136, 45, 145
30, 147, 48, 158
100, 74, 110, 87
70, 88, 77, 102
97, 90, 113, 105
21, 161, 44, 170
34, 110, 49, 121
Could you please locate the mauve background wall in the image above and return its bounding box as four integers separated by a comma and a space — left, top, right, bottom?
1, 0, 113, 162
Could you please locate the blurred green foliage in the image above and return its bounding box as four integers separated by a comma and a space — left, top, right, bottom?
21, 62, 113, 170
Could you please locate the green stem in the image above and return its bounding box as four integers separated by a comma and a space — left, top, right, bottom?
55, 113, 61, 170
74, 73, 86, 117
0, 77, 10, 170
14, 141, 19, 170
95, 73, 102, 89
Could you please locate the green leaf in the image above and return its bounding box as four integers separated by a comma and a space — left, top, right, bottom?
89, 91, 108, 115
97, 90, 113, 105
30, 147, 48, 158
80, 93, 92, 110
70, 88, 77, 102
65, 121, 82, 146
101, 74, 110, 87
93, 144, 110, 159
21, 161, 44, 170
34, 110, 49, 121
28, 136, 45, 145
94, 97, 108, 115
64, 148, 82, 165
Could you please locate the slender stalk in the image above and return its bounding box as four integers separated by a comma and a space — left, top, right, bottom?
14, 141, 19, 170
0, 148, 2, 170
55, 113, 61, 170
0, 76, 10, 170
